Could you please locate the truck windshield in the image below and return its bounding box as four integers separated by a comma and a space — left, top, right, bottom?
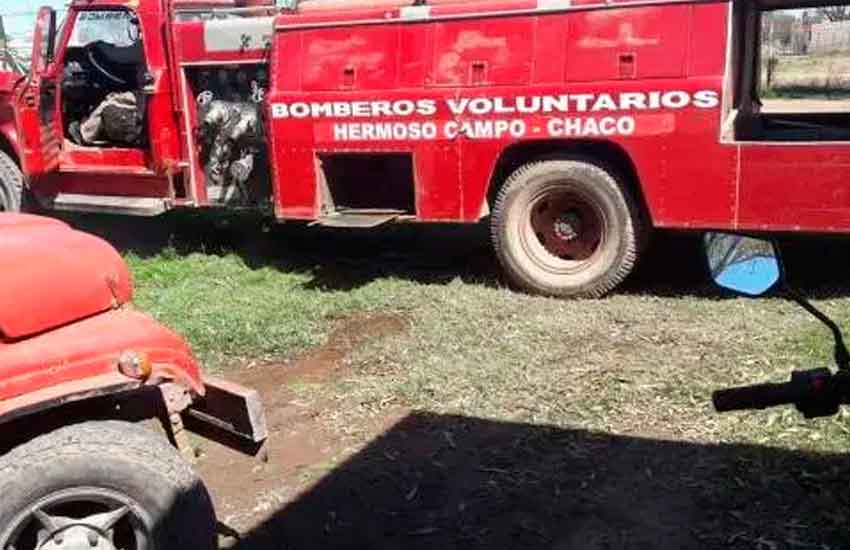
68, 10, 138, 48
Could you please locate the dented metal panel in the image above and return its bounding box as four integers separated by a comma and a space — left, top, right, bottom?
0, 214, 132, 340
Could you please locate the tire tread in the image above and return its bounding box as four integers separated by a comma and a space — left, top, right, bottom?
0, 420, 214, 548
491, 158, 641, 298
0, 149, 22, 211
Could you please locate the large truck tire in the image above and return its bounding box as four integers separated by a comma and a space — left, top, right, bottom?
0, 420, 216, 550
491, 159, 641, 298
0, 149, 23, 212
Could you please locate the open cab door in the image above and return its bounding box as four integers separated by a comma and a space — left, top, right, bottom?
14, 7, 60, 176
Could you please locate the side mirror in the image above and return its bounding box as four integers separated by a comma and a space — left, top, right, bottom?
30, 7, 57, 75
704, 232, 781, 296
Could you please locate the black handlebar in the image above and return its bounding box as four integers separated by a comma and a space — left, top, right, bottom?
713, 380, 810, 412
712, 368, 840, 417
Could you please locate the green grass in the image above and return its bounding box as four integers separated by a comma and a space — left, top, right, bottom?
126, 249, 413, 371
761, 52, 850, 102
124, 238, 850, 453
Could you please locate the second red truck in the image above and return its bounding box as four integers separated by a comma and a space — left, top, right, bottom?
4, 0, 849, 297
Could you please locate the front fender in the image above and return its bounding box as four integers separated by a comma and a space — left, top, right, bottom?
0, 309, 204, 423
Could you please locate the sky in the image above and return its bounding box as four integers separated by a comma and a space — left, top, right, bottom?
2, 0, 68, 56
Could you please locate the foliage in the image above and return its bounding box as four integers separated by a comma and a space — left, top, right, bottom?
818, 5, 850, 22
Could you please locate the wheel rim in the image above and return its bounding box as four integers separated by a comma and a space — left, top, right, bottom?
1, 487, 153, 550
520, 185, 607, 275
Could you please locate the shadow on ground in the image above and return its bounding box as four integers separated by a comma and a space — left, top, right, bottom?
61, 211, 850, 298
231, 411, 849, 550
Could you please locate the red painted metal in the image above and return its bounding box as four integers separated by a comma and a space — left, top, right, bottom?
0, 213, 204, 418
265, 1, 731, 225
0, 308, 204, 403
0, 71, 20, 158
0, 214, 132, 339
9, 0, 850, 234
14, 7, 61, 176
738, 145, 850, 231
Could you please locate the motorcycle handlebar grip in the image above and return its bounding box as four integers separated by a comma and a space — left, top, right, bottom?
712, 381, 807, 412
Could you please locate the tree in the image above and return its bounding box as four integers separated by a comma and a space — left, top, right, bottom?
764, 12, 797, 47
818, 5, 850, 21
0, 15, 26, 73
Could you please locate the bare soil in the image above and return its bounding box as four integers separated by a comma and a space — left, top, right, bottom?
195, 313, 409, 541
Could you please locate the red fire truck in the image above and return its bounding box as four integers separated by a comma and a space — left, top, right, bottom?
5, 0, 849, 297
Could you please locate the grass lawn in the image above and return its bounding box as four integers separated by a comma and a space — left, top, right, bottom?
71, 212, 850, 548
764, 52, 850, 101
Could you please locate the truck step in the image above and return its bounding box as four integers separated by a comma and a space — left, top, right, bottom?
311, 209, 407, 228
51, 193, 168, 217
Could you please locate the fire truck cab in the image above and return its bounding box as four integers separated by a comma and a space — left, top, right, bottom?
9, 0, 850, 297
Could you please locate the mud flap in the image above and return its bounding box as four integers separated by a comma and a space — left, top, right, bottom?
184, 376, 268, 454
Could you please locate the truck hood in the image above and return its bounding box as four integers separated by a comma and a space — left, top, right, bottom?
0, 214, 133, 340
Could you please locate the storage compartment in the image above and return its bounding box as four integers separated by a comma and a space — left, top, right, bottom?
565, 6, 689, 82
318, 153, 416, 215
301, 26, 400, 91
185, 65, 272, 207
432, 18, 533, 87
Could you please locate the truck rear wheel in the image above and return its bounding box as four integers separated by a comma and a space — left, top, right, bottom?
0, 420, 216, 550
491, 159, 641, 298
0, 149, 23, 212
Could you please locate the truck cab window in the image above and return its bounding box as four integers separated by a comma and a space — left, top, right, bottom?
61, 10, 148, 149
69, 10, 139, 48
735, 1, 850, 141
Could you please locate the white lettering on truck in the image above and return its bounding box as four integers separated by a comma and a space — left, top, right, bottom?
271, 90, 720, 141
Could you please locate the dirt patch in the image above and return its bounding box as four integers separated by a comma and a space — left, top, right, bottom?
233, 313, 407, 389
194, 312, 407, 537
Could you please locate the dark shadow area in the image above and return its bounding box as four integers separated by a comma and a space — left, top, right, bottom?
232, 411, 850, 550
778, 234, 850, 299
57, 211, 503, 293
58, 211, 850, 298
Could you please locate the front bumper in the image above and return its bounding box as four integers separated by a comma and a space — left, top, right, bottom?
185, 375, 268, 446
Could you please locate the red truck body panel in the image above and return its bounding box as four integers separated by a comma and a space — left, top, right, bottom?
263, 0, 734, 226
11, 0, 850, 234
0, 214, 132, 340
0, 308, 204, 403
0, 71, 20, 158
0, 213, 203, 410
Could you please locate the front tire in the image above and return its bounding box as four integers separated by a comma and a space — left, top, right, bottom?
0, 149, 23, 212
0, 420, 216, 550
491, 159, 642, 298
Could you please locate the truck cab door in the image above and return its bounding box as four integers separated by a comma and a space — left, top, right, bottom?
14, 7, 61, 176
14, 6, 181, 215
